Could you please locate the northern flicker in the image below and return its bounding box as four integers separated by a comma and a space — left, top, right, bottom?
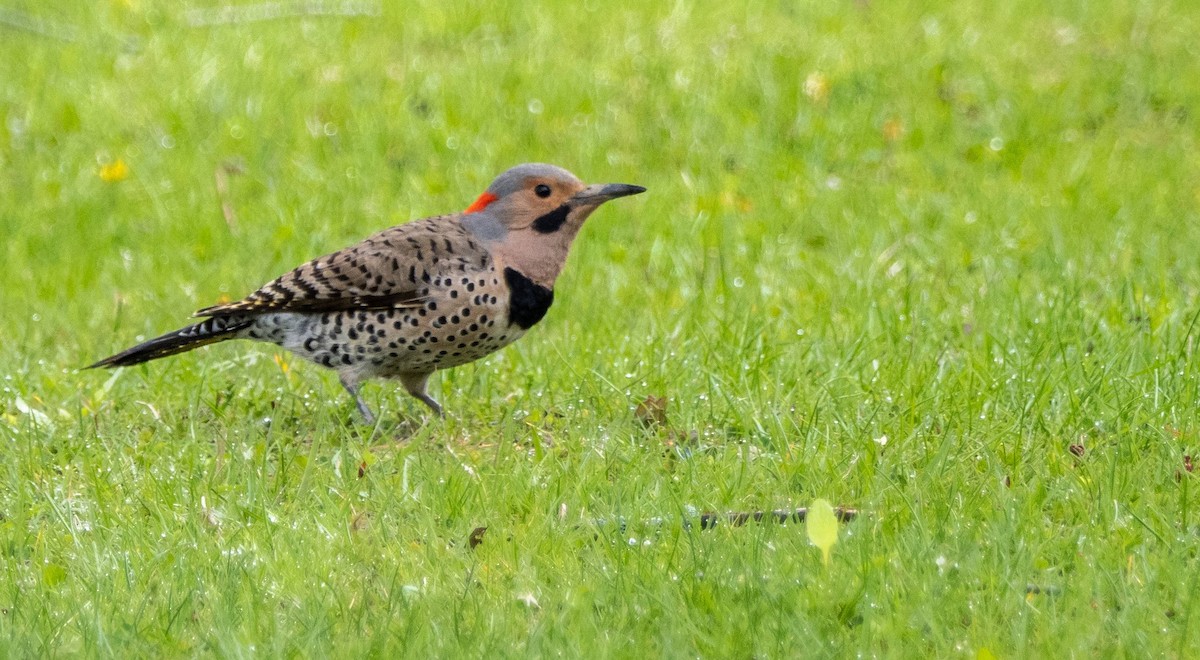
88, 163, 646, 421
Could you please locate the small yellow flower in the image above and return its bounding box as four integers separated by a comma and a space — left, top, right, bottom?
803, 72, 829, 103
883, 118, 905, 142
99, 159, 129, 183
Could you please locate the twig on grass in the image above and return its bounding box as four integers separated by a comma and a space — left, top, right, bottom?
467, 506, 860, 549
214, 160, 245, 233
697, 507, 859, 529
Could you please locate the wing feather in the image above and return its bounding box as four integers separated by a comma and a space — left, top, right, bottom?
195, 214, 483, 317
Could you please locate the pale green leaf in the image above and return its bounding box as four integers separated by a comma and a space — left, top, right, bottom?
807, 499, 839, 566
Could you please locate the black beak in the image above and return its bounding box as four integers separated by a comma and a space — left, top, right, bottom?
573, 183, 647, 204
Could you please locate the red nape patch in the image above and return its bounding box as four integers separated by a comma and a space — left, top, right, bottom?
465, 192, 498, 213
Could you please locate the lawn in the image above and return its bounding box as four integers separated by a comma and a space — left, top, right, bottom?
2, 0, 1199, 656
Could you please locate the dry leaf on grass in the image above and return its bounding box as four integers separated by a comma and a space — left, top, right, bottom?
635, 395, 668, 429
468, 526, 488, 549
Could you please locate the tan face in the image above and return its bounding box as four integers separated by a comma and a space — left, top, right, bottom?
506, 176, 588, 232
525, 177, 586, 209
460, 163, 646, 287
462, 163, 644, 242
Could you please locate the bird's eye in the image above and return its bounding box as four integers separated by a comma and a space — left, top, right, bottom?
534, 184, 552, 198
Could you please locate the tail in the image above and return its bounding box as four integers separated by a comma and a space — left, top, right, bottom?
87, 316, 253, 369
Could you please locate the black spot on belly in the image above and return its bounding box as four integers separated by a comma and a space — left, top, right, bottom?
532, 204, 570, 233
504, 267, 553, 329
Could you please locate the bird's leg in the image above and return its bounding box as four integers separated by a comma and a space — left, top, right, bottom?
339, 374, 377, 424
414, 392, 444, 417
400, 371, 443, 417
355, 397, 377, 425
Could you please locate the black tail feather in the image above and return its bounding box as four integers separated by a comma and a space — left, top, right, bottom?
87, 316, 252, 369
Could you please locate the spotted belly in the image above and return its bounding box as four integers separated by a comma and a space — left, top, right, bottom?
244, 292, 524, 378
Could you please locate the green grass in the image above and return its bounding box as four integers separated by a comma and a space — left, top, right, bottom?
3, 0, 1200, 655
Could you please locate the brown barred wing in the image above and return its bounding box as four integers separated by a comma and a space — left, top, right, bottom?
193, 215, 486, 317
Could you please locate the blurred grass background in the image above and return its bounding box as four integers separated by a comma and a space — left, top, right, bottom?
2, 0, 1199, 656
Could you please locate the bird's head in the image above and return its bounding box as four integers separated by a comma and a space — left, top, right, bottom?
461, 163, 645, 286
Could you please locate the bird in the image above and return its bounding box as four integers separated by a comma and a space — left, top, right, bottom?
88, 163, 646, 422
